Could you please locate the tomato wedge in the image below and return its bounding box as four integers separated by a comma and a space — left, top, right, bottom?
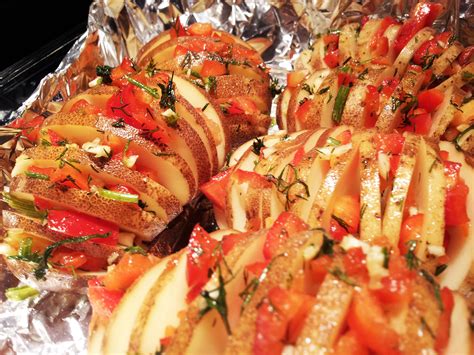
200, 60, 227, 77
417, 89, 444, 113
88, 278, 124, 318
200, 169, 232, 210
103, 253, 156, 291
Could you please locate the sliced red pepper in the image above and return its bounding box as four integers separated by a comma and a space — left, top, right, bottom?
47, 209, 119, 245
369, 17, 398, 53
379, 78, 399, 98
200, 169, 232, 210
50, 250, 88, 270
263, 212, 308, 260
186, 224, 219, 302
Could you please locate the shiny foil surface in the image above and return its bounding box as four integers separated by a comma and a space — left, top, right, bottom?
0, 0, 470, 353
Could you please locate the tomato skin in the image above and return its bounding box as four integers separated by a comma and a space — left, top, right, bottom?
254, 299, 286, 355
343, 247, 368, 281
46, 210, 119, 246
445, 182, 469, 226
375, 133, 405, 176
323, 34, 339, 46
69, 99, 101, 114
8, 114, 45, 142
404, 110, 431, 135
263, 212, 308, 260
324, 49, 339, 68
200, 60, 227, 77
186, 224, 219, 302
370, 17, 398, 54
88, 278, 124, 318
234, 169, 271, 189
103, 253, 156, 291
47, 129, 65, 146
334, 331, 369, 355
295, 99, 312, 124
375, 254, 414, 305
200, 169, 232, 210
435, 287, 454, 353
309, 255, 332, 284
417, 89, 444, 113
393, 2, 443, 55
330, 195, 360, 241
347, 287, 399, 354
244, 261, 268, 278
363, 85, 380, 128
412, 39, 443, 66
399, 213, 424, 254
379, 78, 399, 98
291, 146, 305, 166
50, 250, 88, 270
187, 23, 213, 36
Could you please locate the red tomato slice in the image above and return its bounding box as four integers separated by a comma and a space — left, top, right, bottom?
87, 278, 124, 318
417, 89, 444, 113
244, 261, 269, 278
263, 212, 308, 260
379, 78, 399, 98
200, 169, 232, 210
110, 57, 135, 86
412, 39, 443, 66
369, 16, 398, 52
47, 129, 66, 146
324, 49, 339, 68
445, 182, 469, 226
375, 254, 414, 305
27, 166, 55, 178
323, 34, 339, 46
309, 255, 333, 284
50, 250, 88, 270
295, 99, 312, 124
363, 85, 380, 128
200, 60, 227, 77
103, 253, 156, 291
458, 46, 474, 66
334, 331, 369, 355
234, 169, 272, 189
8, 114, 45, 142
330, 195, 360, 241
106, 184, 139, 195
47, 210, 119, 245
347, 287, 399, 354
186, 224, 219, 302
399, 213, 424, 254
405, 111, 432, 135
343, 247, 368, 281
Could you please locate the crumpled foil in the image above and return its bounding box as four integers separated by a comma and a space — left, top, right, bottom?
0, 0, 471, 353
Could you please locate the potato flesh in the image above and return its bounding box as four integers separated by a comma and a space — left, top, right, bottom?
102, 256, 170, 354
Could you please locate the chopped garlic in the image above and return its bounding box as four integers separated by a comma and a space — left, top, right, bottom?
340, 235, 370, 254
123, 154, 139, 168
88, 77, 103, 87
82, 138, 112, 158
427, 245, 445, 257
408, 206, 419, 217
317, 143, 353, 160
162, 108, 177, 119
303, 243, 319, 260
367, 245, 389, 289
107, 252, 120, 265
378, 151, 390, 180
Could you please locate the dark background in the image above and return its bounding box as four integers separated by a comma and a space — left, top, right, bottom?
0, 1, 91, 70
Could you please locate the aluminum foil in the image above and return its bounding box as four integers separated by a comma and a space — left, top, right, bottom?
0, 0, 471, 353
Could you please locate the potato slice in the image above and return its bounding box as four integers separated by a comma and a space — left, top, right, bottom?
356, 19, 382, 62
429, 86, 464, 139
225, 230, 323, 355
42, 112, 195, 203
310, 37, 329, 70
276, 87, 293, 131
130, 251, 188, 354
10, 176, 165, 241
384, 24, 401, 64
444, 294, 473, 355
101, 254, 171, 354
376, 67, 424, 132
60, 85, 118, 112
307, 141, 359, 229
338, 23, 359, 64
357, 132, 382, 242
432, 42, 464, 77
414, 139, 446, 259
172, 75, 229, 167
168, 230, 266, 354
382, 134, 420, 246
377, 27, 434, 83
286, 69, 331, 132
438, 141, 474, 290
435, 62, 474, 92
14, 145, 181, 221
88, 316, 107, 355
295, 274, 354, 353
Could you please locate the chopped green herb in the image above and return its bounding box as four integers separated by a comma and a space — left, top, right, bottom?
96, 65, 113, 84
204, 76, 217, 93
125, 76, 160, 99
317, 87, 330, 95
329, 267, 358, 286
360, 203, 367, 219
405, 240, 420, 270
8, 237, 42, 263
5, 285, 39, 301
358, 68, 369, 80
331, 214, 350, 232
158, 73, 176, 111
434, 264, 448, 276
420, 269, 444, 310
382, 247, 390, 268
332, 85, 351, 123
270, 77, 284, 98
302, 83, 314, 95
124, 246, 147, 255
201, 103, 209, 112
145, 59, 157, 77
199, 264, 233, 335
420, 316, 436, 339
2, 192, 47, 220
327, 137, 340, 146
252, 137, 265, 156
317, 233, 334, 257
25, 171, 50, 180
265, 164, 310, 210
454, 124, 474, 151
111, 118, 125, 128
